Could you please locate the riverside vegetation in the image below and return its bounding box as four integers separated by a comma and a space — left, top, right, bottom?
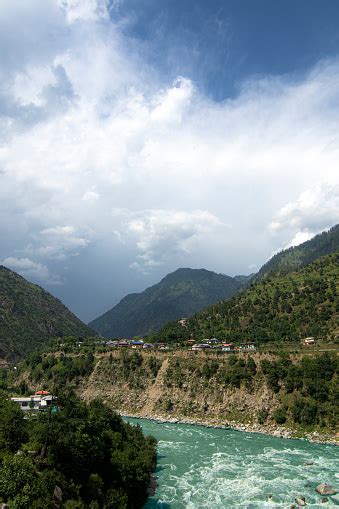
0, 388, 156, 508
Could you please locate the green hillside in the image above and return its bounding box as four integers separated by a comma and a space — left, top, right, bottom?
254, 224, 339, 282
0, 266, 95, 359
90, 268, 243, 338
153, 252, 339, 344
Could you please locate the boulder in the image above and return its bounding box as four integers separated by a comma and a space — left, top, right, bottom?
53, 485, 63, 504
316, 483, 337, 496
295, 496, 307, 506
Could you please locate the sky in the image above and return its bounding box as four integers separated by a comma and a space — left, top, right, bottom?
0, 0, 339, 322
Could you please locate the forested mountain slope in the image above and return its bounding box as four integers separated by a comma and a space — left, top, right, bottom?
0, 266, 95, 359
90, 268, 243, 338
254, 224, 339, 282
153, 252, 339, 344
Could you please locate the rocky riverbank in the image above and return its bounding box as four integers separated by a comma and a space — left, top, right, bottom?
120, 411, 338, 446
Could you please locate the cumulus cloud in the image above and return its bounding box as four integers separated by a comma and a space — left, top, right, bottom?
270, 184, 339, 246
0, 0, 338, 317
24, 225, 90, 261
114, 208, 227, 272
1, 257, 62, 285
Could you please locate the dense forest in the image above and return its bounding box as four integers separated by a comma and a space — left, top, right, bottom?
0, 389, 156, 508
0, 266, 95, 359
152, 253, 339, 343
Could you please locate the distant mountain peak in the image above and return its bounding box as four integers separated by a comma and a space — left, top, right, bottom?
89, 267, 243, 338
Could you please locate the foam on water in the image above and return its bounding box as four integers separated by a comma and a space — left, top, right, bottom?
126, 418, 338, 508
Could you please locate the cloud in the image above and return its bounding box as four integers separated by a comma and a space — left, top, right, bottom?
24, 225, 90, 261
0, 0, 339, 316
270, 184, 339, 243
114, 208, 227, 272
1, 257, 62, 285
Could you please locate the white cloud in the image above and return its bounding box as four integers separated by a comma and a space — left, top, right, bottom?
1, 257, 62, 285
82, 190, 100, 203
26, 225, 90, 261
270, 184, 339, 242
115, 208, 227, 271
0, 0, 339, 301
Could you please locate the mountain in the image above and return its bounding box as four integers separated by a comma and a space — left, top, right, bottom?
253, 224, 339, 282
153, 252, 339, 344
89, 268, 244, 338
0, 266, 95, 359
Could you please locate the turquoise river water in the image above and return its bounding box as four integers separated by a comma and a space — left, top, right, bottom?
126, 418, 338, 508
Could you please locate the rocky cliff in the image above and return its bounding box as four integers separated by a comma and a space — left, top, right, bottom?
76, 350, 337, 442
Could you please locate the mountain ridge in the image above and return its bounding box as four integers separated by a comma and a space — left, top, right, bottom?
0, 265, 95, 359
152, 252, 339, 344
253, 224, 339, 282
89, 267, 245, 338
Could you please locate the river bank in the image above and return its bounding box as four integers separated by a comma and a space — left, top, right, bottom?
120, 411, 338, 446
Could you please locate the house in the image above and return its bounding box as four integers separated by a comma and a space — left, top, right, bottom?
143, 343, 154, 349
191, 344, 211, 351
239, 343, 256, 351
178, 318, 188, 327
106, 340, 118, 347
303, 337, 316, 346
116, 341, 129, 347
11, 393, 58, 412
204, 338, 219, 344
131, 340, 144, 349
222, 343, 235, 352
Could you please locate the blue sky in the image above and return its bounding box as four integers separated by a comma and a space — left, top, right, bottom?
0, 0, 338, 321
112, 0, 339, 99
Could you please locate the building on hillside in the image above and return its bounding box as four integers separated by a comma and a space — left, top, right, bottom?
11, 393, 58, 412
143, 343, 154, 349
106, 340, 118, 347
131, 341, 144, 349
222, 343, 235, 352
204, 338, 219, 344
178, 318, 188, 327
302, 337, 316, 346
191, 344, 211, 351
116, 341, 129, 347
239, 343, 256, 351
157, 343, 170, 350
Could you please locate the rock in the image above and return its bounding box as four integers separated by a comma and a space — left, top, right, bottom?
304, 461, 314, 466
320, 498, 329, 504
295, 496, 307, 506
316, 483, 337, 496
53, 485, 63, 504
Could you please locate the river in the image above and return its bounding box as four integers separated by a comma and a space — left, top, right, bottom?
126, 418, 338, 508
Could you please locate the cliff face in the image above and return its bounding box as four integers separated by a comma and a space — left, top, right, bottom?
80, 350, 280, 426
